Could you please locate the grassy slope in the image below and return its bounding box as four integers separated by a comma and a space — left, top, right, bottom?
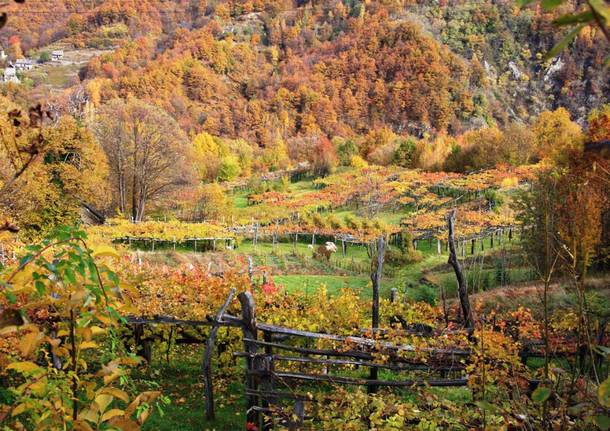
138, 179, 538, 429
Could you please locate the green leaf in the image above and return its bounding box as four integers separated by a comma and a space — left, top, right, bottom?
532, 386, 552, 403
64, 268, 76, 285
594, 415, 610, 431
18, 255, 32, 268
599, 377, 610, 408
567, 402, 589, 415
544, 23, 585, 60
553, 11, 594, 26
34, 280, 45, 295
7, 361, 43, 374
475, 400, 500, 414
588, 0, 610, 21
5, 291, 17, 304
541, 0, 564, 10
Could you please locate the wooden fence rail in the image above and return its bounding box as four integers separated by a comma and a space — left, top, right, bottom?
123, 289, 598, 430
234, 291, 473, 430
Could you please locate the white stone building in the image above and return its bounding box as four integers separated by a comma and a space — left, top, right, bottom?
14, 58, 34, 71
2, 67, 20, 84
51, 50, 64, 61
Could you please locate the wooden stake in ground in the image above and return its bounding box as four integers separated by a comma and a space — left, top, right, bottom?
203, 288, 236, 420
446, 209, 474, 332
369, 235, 386, 393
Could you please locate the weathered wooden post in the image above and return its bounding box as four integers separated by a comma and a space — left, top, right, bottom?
369, 236, 386, 394
248, 256, 254, 286
447, 210, 474, 332
390, 287, 398, 303
437, 238, 442, 255
239, 291, 259, 428
288, 400, 305, 431
203, 289, 236, 420
471, 238, 475, 255
261, 331, 275, 431
134, 323, 152, 363
342, 239, 346, 257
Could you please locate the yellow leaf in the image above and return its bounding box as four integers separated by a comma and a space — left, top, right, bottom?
12, 403, 28, 416
90, 326, 106, 337
103, 371, 121, 385
108, 417, 140, 431
19, 331, 41, 357
96, 315, 113, 325
0, 325, 18, 335
78, 408, 99, 424
99, 387, 130, 403
11, 266, 35, 286
73, 419, 95, 431
94, 394, 113, 414
30, 378, 48, 397
79, 341, 98, 350
101, 408, 125, 423
7, 361, 42, 374
126, 391, 161, 416
137, 407, 150, 424
92, 246, 120, 259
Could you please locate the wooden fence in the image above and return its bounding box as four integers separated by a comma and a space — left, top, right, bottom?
126, 289, 597, 430
233, 291, 471, 430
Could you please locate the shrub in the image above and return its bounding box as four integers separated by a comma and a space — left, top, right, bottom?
408, 284, 437, 305
385, 248, 423, 266
38, 51, 51, 63
350, 155, 368, 169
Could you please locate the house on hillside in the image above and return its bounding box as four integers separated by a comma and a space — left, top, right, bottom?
14, 58, 34, 71
2, 67, 19, 84
51, 50, 64, 61
0, 50, 7, 61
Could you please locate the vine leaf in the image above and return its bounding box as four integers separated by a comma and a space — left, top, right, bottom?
532, 386, 552, 403
553, 11, 594, 26
599, 377, 610, 408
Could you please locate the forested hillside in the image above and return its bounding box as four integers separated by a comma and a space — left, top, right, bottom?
2, 0, 608, 141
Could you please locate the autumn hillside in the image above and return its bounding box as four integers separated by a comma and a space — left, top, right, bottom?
1, 0, 608, 145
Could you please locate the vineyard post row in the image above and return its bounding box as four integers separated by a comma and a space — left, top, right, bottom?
410, 225, 516, 255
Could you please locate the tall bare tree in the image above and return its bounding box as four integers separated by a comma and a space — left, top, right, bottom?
92, 98, 192, 222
